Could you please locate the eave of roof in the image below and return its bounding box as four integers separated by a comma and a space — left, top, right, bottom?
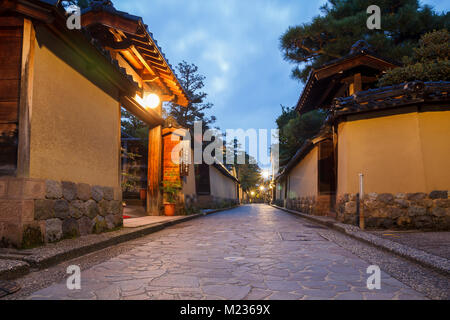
80, 3, 189, 107
332, 81, 450, 117
212, 161, 240, 183
296, 50, 399, 114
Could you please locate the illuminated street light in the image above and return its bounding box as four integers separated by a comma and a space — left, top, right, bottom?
250, 191, 255, 196
260, 186, 265, 191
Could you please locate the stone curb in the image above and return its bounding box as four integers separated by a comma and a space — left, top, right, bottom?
270, 204, 450, 276
0, 205, 239, 279
0, 260, 30, 280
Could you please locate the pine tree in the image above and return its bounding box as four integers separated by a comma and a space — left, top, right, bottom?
166, 61, 216, 133
378, 29, 450, 86
280, 0, 449, 83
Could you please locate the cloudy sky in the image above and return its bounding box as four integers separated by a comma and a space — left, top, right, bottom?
116, 0, 448, 167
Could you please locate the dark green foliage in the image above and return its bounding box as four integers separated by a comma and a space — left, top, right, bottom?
276, 106, 326, 166
224, 139, 261, 192
280, 0, 450, 83
121, 108, 149, 142
166, 61, 216, 132
378, 29, 450, 86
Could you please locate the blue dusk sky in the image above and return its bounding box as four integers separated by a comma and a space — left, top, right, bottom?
115, 0, 448, 167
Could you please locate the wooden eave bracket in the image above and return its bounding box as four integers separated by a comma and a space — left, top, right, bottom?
0, 0, 54, 23
120, 95, 164, 128
81, 11, 139, 34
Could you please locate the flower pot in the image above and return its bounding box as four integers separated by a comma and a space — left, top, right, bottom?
164, 203, 176, 216
139, 188, 147, 200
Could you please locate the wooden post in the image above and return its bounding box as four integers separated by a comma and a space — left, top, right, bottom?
17, 19, 35, 178
147, 103, 163, 215
354, 73, 362, 93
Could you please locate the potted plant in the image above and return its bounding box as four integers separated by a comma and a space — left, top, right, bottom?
161, 181, 181, 216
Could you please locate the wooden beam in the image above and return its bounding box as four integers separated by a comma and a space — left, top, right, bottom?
142, 74, 159, 82
120, 96, 164, 128
147, 102, 163, 216
17, 18, 35, 178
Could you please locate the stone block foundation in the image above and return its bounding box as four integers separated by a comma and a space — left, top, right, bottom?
336, 191, 450, 230
0, 177, 123, 248
286, 194, 334, 216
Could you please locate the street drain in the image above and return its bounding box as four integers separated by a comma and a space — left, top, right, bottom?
0, 280, 21, 298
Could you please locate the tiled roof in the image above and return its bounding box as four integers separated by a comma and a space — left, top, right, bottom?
332, 81, 450, 116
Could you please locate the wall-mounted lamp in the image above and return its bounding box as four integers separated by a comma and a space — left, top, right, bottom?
144, 93, 160, 109
135, 93, 160, 110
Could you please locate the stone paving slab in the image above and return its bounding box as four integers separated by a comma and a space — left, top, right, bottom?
24, 205, 428, 300
0, 206, 238, 280
271, 205, 450, 276
123, 216, 187, 228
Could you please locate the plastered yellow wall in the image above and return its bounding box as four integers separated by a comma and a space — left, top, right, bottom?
287, 147, 318, 199
29, 28, 120, 187
337, 110, 450, 195
209, 166, 237, 200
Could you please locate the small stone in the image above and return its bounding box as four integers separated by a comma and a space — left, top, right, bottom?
394, 199, 409, 208
78, 216, 94, 235
432, 206, 448, 217
429, 190, 448, 199
91, 186, 104, 202
395, 193, 407, 199
103, 187, 114, 201
344, 201, 356, 215
407, 193, 427, 202
62, 218, 80, 238
433, 199, 450, 208
110, 200, 122, 215
34, 199, 55, 220
413, 215, 433, 229
69, 200, 85, 219
378, 193, 394, 204
62, 181, 77, 201
408, 206, 426, 217
77, 183, 91, 201
45, 180, 62, 199
45, 218, 62, 243
85, 199, 99, 219
98, 200, 110, 217
54, 199, 70, 219
93, 215, 107, 234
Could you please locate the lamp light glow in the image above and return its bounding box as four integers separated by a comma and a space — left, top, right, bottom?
259, 186, 265, 191
262, 170, 270, 179
144, 93, 160, 109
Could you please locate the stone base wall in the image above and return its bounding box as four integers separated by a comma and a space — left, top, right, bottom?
286, 195, 333, 216
0, 177, 123, 248
195, 194, 239, 209
337, 191, 450, 230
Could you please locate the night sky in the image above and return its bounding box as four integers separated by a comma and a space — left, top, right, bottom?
115, 0, 449, 167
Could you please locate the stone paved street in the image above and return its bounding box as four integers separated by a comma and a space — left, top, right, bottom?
20, 205, 433, 300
